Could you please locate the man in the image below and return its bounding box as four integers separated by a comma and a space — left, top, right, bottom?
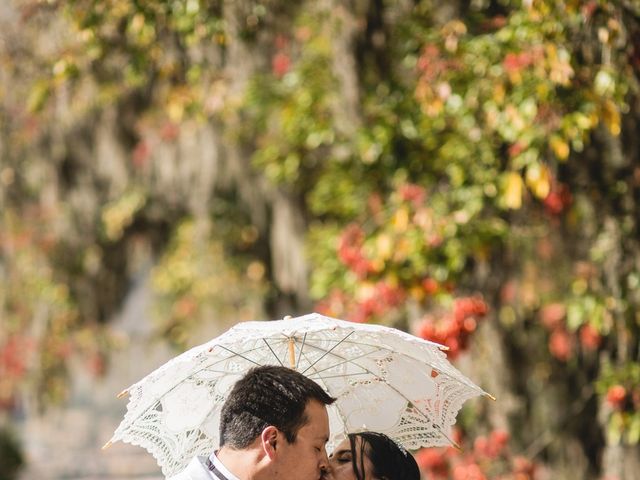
169, 365, 335, 480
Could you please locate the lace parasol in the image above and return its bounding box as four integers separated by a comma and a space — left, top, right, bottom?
106, 313, 492, 477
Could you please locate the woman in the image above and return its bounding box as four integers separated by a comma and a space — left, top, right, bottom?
327, 432, 421, 480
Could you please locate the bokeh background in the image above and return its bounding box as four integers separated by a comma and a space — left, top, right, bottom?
1, 0, 639, 478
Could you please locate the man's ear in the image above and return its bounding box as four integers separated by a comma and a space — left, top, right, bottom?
261, 426, 279, 459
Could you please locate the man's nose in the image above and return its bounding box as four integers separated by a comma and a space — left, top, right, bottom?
320, 461, 333, 480
319, 447, 330, 469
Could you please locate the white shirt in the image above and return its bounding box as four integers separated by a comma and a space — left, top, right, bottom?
168, 452, 240, 480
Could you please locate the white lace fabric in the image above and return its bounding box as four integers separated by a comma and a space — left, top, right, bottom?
110, 313, 487, 477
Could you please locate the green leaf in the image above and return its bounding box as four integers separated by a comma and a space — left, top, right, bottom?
628, 414, 640, 445
607, 412, 624, 445
27, 80, 51, 113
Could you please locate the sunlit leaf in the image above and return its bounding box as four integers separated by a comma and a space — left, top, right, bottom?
526, 163, 551, 199
503, 172, 524, 210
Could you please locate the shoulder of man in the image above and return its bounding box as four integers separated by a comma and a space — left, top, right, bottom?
167, 456, 212, 480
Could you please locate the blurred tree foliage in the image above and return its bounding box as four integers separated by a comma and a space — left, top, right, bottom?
1, 0, 640, 478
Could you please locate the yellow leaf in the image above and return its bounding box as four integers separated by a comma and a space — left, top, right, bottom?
130, 13, 145, 33
421, 98, 443, 117
549, 135, 570, 160
355, 282, 376, 301
52, 59, 68, 77
526, 164, 551, 199
392, 207, 410, 233
536, 83, 550, 101
393, 238, 410, 262
493, 84, 506, 105
167, 98, 185, 122
509, 71, 522, 86
504, 172, 524, 210
384, 273, 400, 287
602, 100, 621, 136
415, 81, 431, 103
376, 233, 393, 260
409, 285, 425, 301
370, 258, 385, 273
546, 44, 573, 86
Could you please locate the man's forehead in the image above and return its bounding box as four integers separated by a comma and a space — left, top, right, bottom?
302, 400, 330, 435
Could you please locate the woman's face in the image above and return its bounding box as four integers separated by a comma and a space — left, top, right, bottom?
327, 437, 376, 480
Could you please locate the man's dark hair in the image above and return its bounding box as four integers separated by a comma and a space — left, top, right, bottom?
219, 365, 335, 449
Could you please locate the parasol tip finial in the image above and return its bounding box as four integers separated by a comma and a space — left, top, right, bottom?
102, 441, 113, 451
116, 389, 129, 399
485, 392, 497, 402
283, 315, 292, 320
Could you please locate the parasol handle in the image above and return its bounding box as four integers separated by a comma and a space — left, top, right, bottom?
283, 315, 296, 369
288, 337, 296, 369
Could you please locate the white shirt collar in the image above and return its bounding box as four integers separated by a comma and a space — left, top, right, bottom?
208, 452, 241, 480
